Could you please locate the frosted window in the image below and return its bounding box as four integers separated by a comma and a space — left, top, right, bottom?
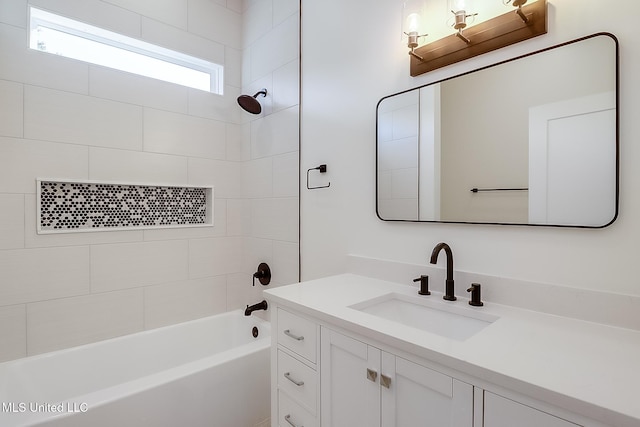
29, 7, 223, 94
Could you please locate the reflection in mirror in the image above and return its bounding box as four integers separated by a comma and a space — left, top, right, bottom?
376, 33, 618, 227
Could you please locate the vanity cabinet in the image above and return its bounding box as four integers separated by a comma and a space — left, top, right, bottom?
320, 327, 473, 427
482, 391, 582, 427
272, 307, 320, 427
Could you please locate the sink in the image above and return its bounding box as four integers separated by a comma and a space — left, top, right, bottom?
350, 293, 499, 341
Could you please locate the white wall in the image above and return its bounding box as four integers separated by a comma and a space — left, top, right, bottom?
301, 1, 640, 302
0, 0, 299, 362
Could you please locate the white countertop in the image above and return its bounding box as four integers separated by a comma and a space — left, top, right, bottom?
264, 274, 640, 427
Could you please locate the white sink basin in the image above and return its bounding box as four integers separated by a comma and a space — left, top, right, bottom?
350, 293, 499, 341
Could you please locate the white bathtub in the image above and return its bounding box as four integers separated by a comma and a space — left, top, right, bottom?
0, 310, 271, 427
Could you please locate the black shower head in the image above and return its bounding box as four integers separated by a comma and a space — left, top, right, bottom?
237, 89, 267, 114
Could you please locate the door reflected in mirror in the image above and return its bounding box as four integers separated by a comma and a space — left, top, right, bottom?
376, 33, 618, 227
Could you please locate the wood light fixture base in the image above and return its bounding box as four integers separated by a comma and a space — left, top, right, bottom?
410, 0, 547, 77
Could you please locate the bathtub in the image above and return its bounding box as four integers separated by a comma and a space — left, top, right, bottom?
0, 310, 271, 427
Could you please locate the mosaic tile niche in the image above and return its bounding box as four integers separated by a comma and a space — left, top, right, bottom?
37, 180, 213, 233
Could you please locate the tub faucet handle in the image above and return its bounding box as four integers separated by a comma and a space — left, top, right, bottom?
252, 262, 271, 286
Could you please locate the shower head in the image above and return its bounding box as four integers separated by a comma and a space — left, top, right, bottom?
237, 89, 267, 114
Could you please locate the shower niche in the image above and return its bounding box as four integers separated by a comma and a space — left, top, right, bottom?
37, 179, 214, 234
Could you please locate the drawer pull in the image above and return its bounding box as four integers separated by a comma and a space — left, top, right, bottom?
284, 329, 305, 341
285, 414, 303, 427
381, 374, 392, 389
284, 372, 305, 387
366, 368, 378, 383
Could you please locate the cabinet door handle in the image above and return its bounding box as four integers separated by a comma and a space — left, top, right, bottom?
284, 372, 305, 387
366, 368, 378, 383
284, 414, 303, 427
381, 374, 392, 389
284, 329, 305, 341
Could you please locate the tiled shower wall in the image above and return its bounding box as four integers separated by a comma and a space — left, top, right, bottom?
0, 0, 299, 362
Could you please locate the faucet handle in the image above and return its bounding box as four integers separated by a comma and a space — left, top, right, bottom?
413, 275, 431, 295
467, 283, 484, 307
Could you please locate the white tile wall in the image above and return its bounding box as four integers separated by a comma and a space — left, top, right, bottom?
0, 137, 89, 194
188, 237, 243, 279
27, 289, 144, 355
0, 79, 23, 138
144, 108, 226, 159
24, 86, 143, 150
0, 0, 299, 361
243, 0, 273, 48
91, 240, 190, 292
0, 305, 26, 362
89, 66, 189, 114
0, 194, 24, 250
0, 246, 90, 306
144, 276, 227, 329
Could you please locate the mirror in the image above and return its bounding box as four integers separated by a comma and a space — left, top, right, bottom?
376, 33, 618, 227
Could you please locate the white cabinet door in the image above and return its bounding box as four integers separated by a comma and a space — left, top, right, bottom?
320, 328, 381, 427
321, 327, 473, 427
484, 392, 582, 427
381, 352, 473, 427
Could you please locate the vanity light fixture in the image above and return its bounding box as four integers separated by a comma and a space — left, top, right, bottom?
402, 0, 428, 61
448, 0, 477, 44
409, 0, 547, 77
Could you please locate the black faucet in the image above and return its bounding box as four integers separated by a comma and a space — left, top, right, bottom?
245, 300, 268, 316
430, 242, 456, 301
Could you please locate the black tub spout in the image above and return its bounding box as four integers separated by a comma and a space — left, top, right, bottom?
245, 300, 268, 316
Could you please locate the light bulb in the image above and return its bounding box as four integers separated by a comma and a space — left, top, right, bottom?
449, 0, 471, 13
406, 12, 420, 34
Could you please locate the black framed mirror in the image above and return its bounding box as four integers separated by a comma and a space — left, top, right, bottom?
376, 33, 618, 227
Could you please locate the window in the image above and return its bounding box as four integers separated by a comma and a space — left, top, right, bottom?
29, 7, 223, 94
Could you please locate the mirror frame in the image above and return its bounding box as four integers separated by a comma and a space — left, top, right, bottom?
376, 32, 619, 228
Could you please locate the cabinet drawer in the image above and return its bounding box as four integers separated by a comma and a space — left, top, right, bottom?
277, 308, 317, 363
277, 349, 317, 414
278, 390, 318, 427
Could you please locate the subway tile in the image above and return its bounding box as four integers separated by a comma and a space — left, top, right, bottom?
0, 24, 89, 94
29, 0, 141, 38
24, 85, 143, 150
104, 0, 188, 30
188, 0, 242, 49
91, 240, 189, 292
0, 194, 24, 250
143, 198, 226, 241
250, 14, 299, 81
0, 305, 26, 362
226, 272, 263, 311
273, 0, 299, 27
0, 0, 26, 28
225, 47, 243, 89
0, 137, 88, 194
188, 158, 242, 199
89, 66, 189, 114
24, 195, 143, 249
0, 79, 23, 138
273, 151, 299, 198
251, 197, 298, 242
0, 246, 90, 306
89, 147, 189, 185
189, 237, 243, 279
250, 105, 299, 159
144, 276, 227, 329
243, 157, 273, 199
273, 59, 299, 113
188, 85, 242, 123
227, 199, 251, 236
226, 123, 248, 161
144, 108, 226, 159
27, 289, 144, 355
243, 0, 273, 49
141, 17, 224, 64
273, 240, 299, 286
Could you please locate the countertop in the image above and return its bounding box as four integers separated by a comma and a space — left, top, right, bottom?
264, 274, 640, 427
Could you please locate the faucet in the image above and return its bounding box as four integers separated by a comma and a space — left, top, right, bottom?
430, 242, 456, 301
245, 300, 268, 316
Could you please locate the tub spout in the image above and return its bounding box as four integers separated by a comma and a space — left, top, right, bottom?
245, 300, 268, 316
